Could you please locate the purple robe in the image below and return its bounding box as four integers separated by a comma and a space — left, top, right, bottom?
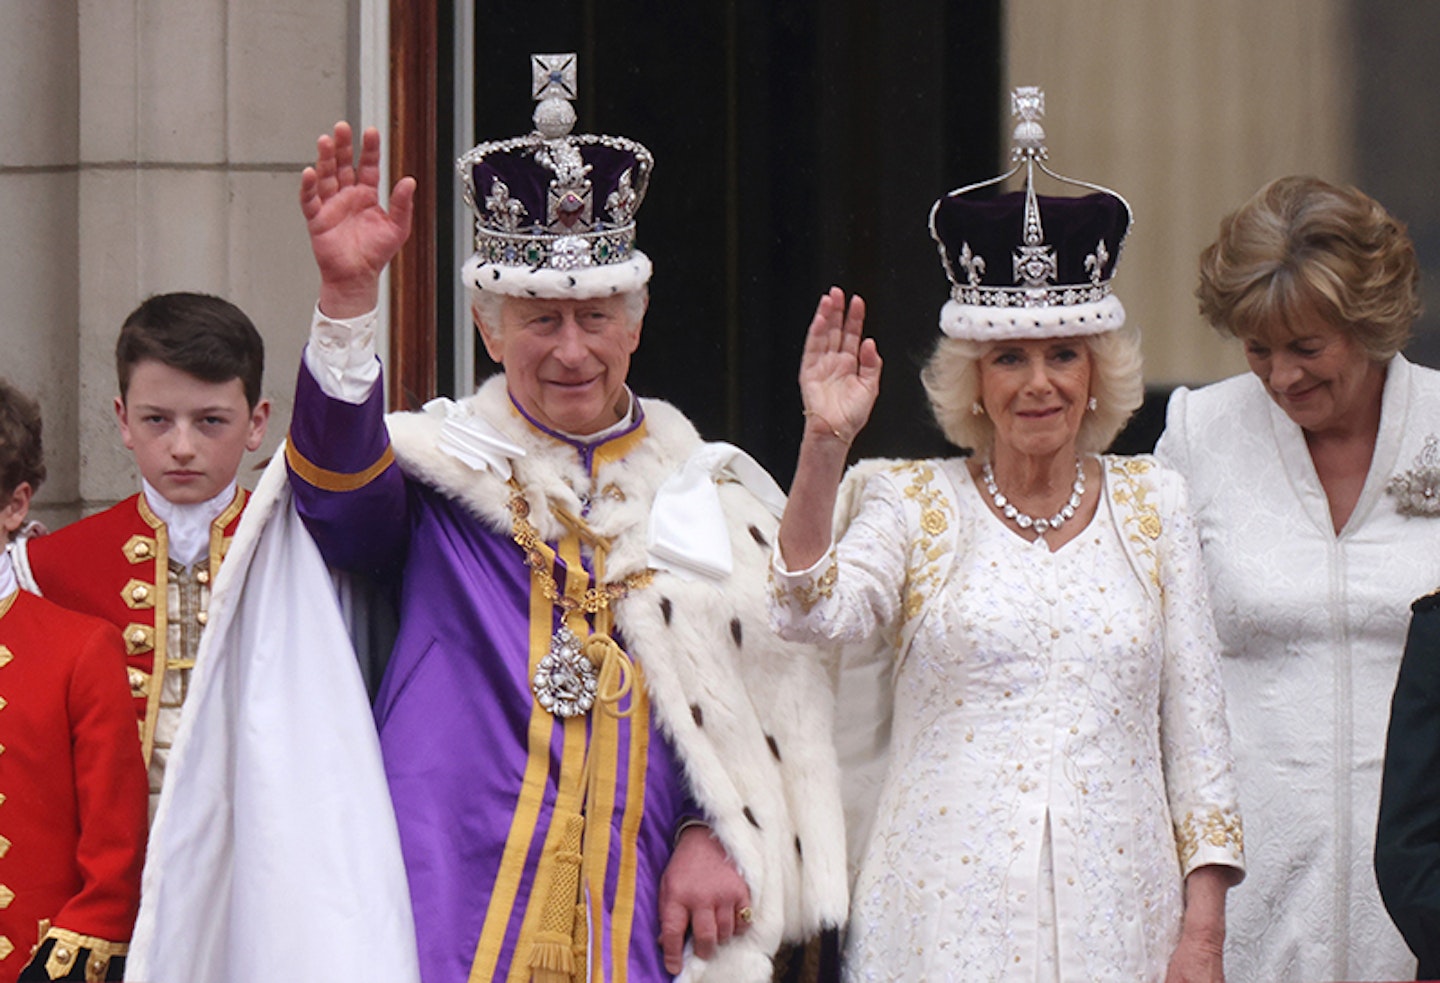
287, 362, 692, 983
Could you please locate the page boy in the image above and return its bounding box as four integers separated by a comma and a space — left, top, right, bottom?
0, 379, 147, 982
14, 293, 269, 811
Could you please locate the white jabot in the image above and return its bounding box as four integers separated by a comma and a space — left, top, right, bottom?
0, 546, 16, 601
428, 398, 527, 480
143, 479, 237, 568
305, 304, 382, 404
648, 442, 787, 582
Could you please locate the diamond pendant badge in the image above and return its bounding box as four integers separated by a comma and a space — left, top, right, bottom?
533, 625, 598, 717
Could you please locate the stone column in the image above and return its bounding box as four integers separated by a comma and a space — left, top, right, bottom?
1005, 0, 1354, 385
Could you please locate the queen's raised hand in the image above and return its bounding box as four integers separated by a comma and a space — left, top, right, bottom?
799, 287, 882, 446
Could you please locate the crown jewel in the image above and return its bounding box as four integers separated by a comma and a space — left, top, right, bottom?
928, 86, 1134, 341
458, 53, 654, 298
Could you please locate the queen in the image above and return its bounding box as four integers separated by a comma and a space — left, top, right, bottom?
769, 89, 1246, 981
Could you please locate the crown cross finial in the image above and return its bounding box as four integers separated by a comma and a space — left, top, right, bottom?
532, 53, 578, 140
532, 53, 577, 102
1010, 85, 1048, 162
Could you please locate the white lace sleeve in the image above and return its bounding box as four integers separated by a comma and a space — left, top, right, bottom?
768, 468, 912, 646
1153, 468, 1246, 877
304, 304, 382, 404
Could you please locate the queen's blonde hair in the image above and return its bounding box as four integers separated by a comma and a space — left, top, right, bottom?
921, 324, 1144, 455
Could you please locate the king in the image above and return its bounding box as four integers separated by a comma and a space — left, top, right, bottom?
141, 53, 847, 983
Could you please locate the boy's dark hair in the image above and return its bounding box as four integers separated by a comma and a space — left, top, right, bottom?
116, 293, 265, 408
0, 379, 45, 499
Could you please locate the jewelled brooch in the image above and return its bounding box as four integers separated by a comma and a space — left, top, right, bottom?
1387, 434, 1440, 516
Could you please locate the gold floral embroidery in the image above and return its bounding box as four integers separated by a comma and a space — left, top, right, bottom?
897, 463, 955, 628
1175, 808, 1244, 868
770, 557, 838, 615
1108, 457, 1163, 592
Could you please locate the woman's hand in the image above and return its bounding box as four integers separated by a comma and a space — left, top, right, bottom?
777, 287, 881, 571
799, 287, 881, 445
299, 121, 416, 319
1163, 864, 1235, 983
1164, 929, 1224, 983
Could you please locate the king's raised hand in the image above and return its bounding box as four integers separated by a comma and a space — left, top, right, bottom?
799, 287, 882, 445
300, 121, 417, 319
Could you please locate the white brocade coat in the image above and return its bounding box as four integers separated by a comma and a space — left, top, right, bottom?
770, 456, 1243, 983
1155, 355, 1440, 982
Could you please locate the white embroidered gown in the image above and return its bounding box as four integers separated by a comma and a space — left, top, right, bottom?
771, 456, 1243, 982
1156, 356, 1440, 982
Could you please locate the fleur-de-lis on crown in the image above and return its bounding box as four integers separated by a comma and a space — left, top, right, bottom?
1085, 240, 1109, 286
958, 242, 986, 287
606, 169, 639, 225
484, 179, 527, 232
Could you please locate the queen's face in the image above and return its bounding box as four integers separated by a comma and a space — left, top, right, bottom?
978, 337, 1092, 460
1241, 311, 1386, 437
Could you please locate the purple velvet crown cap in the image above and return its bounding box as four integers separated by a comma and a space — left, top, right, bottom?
929, 85, 1134, 341
457, 53, 653, 300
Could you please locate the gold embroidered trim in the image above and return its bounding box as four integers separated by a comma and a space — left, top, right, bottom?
770, 558, 838, 616
0, 885, 12, 909
1175, 808, 1244, 869
39, 924, 128, 982
285, 437, 396, 492
0, 593, 14, 621
899, 463, 953, 625
132, 499, 169, 768
0, 646, 11, 669
1107, 457, 1163, 593
209, 487, 247, 574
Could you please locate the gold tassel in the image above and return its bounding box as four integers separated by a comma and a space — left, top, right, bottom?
529, 812, 587, 982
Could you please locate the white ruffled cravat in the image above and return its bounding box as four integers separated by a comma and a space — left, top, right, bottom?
142, 479, 238, 568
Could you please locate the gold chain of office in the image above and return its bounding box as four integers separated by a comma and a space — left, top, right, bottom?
507, 484, 654, 613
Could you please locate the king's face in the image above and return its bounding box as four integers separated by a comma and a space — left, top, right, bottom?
479, 295, 642, 436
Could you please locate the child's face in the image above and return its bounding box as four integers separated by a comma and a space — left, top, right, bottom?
115, 359, 270, 506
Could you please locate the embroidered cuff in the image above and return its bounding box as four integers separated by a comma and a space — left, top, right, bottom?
34, 925, 128, 981
768, 545, 839, 618
1175, 807, 1245, 877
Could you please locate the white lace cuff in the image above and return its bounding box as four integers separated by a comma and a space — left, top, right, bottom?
304, 304, 382, 404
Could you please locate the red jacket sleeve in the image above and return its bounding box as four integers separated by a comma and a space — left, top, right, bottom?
49, 620, 148, 942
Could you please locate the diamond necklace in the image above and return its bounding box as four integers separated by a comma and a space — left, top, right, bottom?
981, 457, 1086, 537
